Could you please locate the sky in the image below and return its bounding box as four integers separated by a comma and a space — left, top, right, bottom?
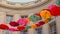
7, 0, 35, 2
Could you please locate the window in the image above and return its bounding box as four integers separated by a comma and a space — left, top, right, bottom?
35, 27, 42, 34
20, 30, 27, 34
5, 15, 13, 34
21, 15, 28, 18
49, 21, 56, 34
4, 30, 12, 34
6, 15, 13, 23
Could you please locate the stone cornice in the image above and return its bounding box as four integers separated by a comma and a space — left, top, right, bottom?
0, 0, 49, 9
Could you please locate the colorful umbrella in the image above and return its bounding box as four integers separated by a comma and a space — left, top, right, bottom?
9, 21, 19, 27
17, 18, 28, 26
56, 0, 60, 6
0, 24, 9, 30
29, 15, 41, 22
48, 5, 60, 16
40, 9, 51, 19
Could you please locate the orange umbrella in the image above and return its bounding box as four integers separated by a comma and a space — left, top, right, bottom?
40, 9, 51, 19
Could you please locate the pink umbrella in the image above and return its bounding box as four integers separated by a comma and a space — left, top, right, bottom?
17, 18, 28, 26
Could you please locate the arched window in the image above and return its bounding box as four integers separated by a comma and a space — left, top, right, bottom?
20, 30, 27, 34
35, 27, 42, 34
6, 15, 13, 23
49, 21, 56, 34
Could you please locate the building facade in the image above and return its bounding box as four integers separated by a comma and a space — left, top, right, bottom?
0, 0, 60, 34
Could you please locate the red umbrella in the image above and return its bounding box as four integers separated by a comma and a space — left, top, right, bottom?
35, 21, 45, 27
9, 21, 19, 27
48, 5, 60, 16
17, 26, 25, 31
0, 24, 9, 30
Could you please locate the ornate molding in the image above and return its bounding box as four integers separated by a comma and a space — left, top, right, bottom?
0, 0, 49, 9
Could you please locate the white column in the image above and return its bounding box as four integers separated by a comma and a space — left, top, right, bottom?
56, 16, 60, 34
42, 24, 50, 34
12, 14, 20, 34
0, 12, 6, 24
0, 12, 6, 34
28, 28, 36, 34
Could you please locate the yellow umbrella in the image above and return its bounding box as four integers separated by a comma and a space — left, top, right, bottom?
40, 9, 51, 19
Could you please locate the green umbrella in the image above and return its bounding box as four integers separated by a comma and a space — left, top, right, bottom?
29, 15, 41, 22
56, 0, 60, 6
